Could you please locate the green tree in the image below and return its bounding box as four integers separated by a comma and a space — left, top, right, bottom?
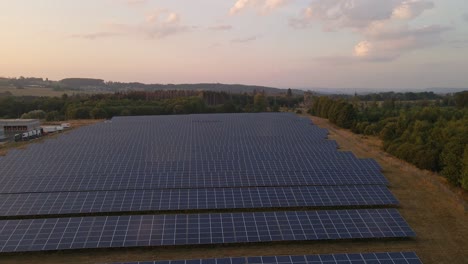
46, 111, 62, 121
21, 110, 46, 119
454, 91, 468, 108
440, 137, 466, 186
91, 107, 108, 119
380, 122, 398, 142
461, 145, 468, 190
337, 104, 357, 128
253, 94, 267, 112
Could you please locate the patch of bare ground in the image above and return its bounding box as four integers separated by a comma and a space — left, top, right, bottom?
1, 116, 467, 264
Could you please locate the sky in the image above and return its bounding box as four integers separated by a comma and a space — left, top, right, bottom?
1, 0, 468, 90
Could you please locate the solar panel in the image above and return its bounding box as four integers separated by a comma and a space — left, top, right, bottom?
106, 252, 422, 264
0, 209, 415, 253
0, 186, 399, 217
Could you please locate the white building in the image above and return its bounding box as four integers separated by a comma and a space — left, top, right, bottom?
0, 119, 41, 135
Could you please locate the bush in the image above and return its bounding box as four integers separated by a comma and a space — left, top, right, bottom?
21, 110, 46, 120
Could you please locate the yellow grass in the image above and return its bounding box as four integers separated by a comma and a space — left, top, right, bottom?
0, 86, 109, 97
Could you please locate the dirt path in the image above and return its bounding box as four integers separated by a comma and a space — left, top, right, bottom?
1, 116, 467, 264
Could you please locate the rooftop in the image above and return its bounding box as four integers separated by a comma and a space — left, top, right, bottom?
0, 119, 40, 122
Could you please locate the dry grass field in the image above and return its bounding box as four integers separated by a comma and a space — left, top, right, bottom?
0, 115, 467, 264
0, 86, 109, 97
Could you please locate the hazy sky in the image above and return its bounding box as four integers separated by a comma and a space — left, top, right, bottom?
1, 0, 468, 89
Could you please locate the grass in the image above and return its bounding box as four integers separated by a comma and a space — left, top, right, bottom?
1, 115, 467, 264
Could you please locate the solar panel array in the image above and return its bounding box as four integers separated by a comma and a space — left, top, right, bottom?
0, 113, 415, 257
108, 252, 422, 264
0, 114, 387, 194
0, 186, 398, 217
0, 209, 414, 253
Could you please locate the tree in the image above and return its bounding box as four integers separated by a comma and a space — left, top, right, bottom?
46, 111, 62, 121
440, 137, 466, 186
454, 91, 468, 108
380, 122, 398, 142
337, 104, 357, 129
253, 94, 267, 112
91, 107, 108, 119
461, 145, 468, 190
21, 110, 46, 120
272, 103, 280, 112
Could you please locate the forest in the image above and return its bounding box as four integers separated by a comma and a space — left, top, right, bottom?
308, 91, 468, 190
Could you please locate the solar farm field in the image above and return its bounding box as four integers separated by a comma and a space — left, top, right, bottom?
1, 112, 458, 263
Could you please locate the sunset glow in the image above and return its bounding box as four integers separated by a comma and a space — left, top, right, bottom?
1, 0, 468, 89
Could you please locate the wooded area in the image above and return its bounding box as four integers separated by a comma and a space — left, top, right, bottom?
308, 91, 468, 190
0, 90, 301, 121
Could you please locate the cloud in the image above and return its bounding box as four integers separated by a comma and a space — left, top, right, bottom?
290, 0, 434, 30
354, 41, 372, 57
263, 0, 289, 13
290, 0, 401, 30
145, 10, 180, 23
209, 25, 233, 31
352, 24, 452, 61
230, 0, 250, 15
450, 39, 468, 49
463, 13, 468, 22
291, 0, 447, 62
392, 0, 434, 19
231, 35, 259, 43
136, 11, 189, 38
73, 10, 190, 40
364, 23, 451, 41
166, 13, 180, 24
229, 0, 289, 15
111, 0, 147, 6
125, 0, 147, 5
70, 32, 121, 40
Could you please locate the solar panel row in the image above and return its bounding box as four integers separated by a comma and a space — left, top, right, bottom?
107, 252, 422, 264
0, 186, 398, 217
0, 170, 388, 194
1, 151, 372, 166
0, 160, 381, 176
0, 209, 415, 253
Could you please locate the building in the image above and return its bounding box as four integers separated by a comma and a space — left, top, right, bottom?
0, 119, 41, 135
0, 127, 5, 142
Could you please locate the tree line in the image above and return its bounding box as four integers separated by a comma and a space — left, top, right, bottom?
308, 91, 468, 190
0, 90, 302, 121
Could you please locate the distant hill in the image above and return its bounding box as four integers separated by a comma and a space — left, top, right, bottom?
108, 82, 303, 95
301, 87, 468, 95
60, 78, 105, 88
423, 88, 468, 94
58, 78, 304, 95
